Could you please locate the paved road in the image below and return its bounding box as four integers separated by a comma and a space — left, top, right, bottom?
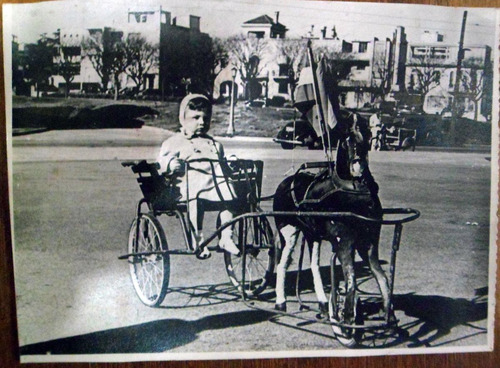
10, 128, 493, 360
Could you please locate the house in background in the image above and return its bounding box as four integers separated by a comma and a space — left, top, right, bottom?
54, 28, 100, 94
12, 6, 213, 97
214, 12, 289, 103
214, 14, 404, 110
11, 6, 492, 120
11, 35, 30, 96
107, 6, 213, 96
405, 30, 492, 119
242, 13, 288, 39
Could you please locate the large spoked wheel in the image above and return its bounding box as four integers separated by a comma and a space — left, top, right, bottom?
223, 217, 275, 297
128, 213, 170, 307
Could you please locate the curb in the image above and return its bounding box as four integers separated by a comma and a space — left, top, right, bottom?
215, 136, 274, 143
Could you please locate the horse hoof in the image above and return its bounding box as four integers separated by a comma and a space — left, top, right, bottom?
318, 302, 328, 315
195, 247, 211, 260
274, 302, 287, 312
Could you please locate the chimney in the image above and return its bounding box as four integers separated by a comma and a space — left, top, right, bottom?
321, 26, 327, 39
172, 17, 176, 26
190, 15, 200, 31
275, 11, 279, 24
310, 24, 314, 37
331, 25, 338, 39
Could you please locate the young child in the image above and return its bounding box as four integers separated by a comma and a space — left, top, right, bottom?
156, 94, 241, 258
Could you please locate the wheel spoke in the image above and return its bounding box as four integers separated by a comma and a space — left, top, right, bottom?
128, 215, 169, 307
224, 218, 274, 296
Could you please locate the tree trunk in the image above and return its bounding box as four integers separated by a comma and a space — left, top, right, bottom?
65, 80, 70, 98
114, 74, 119, 101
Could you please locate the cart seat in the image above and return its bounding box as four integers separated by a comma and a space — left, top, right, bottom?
122, 159, 264, 214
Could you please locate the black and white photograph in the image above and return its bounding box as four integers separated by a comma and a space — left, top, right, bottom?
3, 0, 498, 362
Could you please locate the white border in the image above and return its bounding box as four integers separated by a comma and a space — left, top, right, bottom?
5, 0, 499, 362
486, 7, 500, 352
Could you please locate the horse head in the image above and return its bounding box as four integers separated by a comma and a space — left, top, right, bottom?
335, 110, 371, 180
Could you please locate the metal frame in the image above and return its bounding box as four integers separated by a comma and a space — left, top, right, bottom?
120, 159, 421, 345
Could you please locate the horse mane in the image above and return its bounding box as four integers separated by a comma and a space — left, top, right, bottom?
335, 140, 351, 180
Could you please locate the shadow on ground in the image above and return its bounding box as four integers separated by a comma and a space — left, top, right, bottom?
20, 309, 274, 355
13, 104, 158, 134
392, 286, 488, 347
264, 262, 488, 349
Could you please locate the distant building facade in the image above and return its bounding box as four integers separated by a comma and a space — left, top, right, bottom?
214, 12, 290, 103
11, 8, 492, 120
404, 30, 492, 119
13, 6, 213, 97
214, 15, 403, 109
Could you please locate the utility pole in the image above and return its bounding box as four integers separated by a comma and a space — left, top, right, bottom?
449, 10, 467, 146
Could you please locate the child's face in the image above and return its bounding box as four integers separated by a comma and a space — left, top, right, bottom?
183, 108, 211, 136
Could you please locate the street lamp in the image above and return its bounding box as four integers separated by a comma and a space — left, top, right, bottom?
227, 66, 237, 136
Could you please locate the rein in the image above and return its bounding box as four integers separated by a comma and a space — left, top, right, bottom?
290, 164, 371, 210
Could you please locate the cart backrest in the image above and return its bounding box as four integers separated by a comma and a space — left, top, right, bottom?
122, 159, 265, 212
227, 159, 264, 201
122, 160, 180, 211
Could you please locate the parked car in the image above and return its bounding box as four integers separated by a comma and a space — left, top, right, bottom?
274, 118, 318, 149
379, 101, 397, 115
390, 113, 444, 146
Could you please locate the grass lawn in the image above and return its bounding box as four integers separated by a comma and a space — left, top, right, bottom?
12, 96, 296, 138
11, 96, 492, 146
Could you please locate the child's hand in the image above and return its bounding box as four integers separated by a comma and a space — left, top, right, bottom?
169, 158, 185, 175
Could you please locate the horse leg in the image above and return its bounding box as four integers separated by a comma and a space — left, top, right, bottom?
309, 240, 328, 314
337, 236, 356, 324
358, 242, 390, 317
275, 224, 300, 312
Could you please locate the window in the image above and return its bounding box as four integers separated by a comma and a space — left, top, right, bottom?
432, 71, 441, 83
358, 42, 368, 53
278, 64, 288, 76
342, 41, 352, 53
431, 47, 448, 59
248, 31, 265, 39
278, 81, 288, 94
412, 46, 429, 57
449, 71, 454, 88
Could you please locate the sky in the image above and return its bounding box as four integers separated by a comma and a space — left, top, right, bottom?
4, 0, 498, 47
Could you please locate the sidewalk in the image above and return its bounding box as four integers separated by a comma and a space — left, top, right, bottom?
11, 126, 491, 153
12, 126, 172, 147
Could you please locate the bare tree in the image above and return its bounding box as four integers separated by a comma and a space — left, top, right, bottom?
371, 63, 391, 103
53, 46, 80, 98
110, 42, 129, 100
207, 37, 229, 97
274, 38, 308, 101
225, 34, 268, 100
124, 35, 158, 94
461, 68, 485, 120
313, 45, 355, 85
23, 36, 54, 98
82, 28, 128, 99
407, 55, 441, 97
459, 55, 493, 121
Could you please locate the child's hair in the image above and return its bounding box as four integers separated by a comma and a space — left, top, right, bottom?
187, 96, 212, 115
